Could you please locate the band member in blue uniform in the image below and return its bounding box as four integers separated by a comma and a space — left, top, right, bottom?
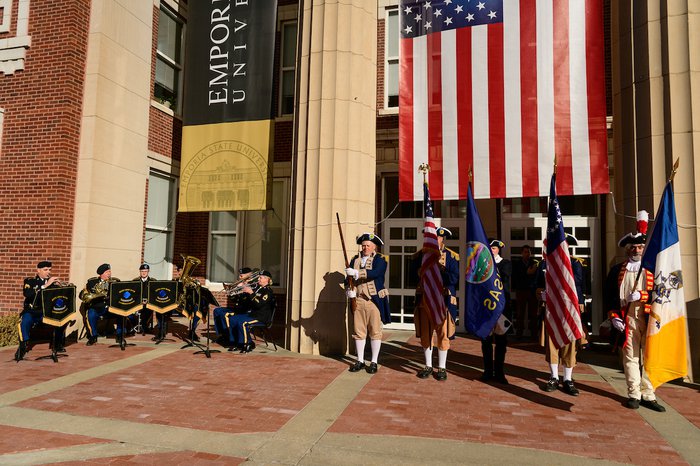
480, 239, 512, 384
226, 270, 276, 353
213, 267, 254, 345
16, 261, 67, 361
411, 227, 459, 381
344, 233, 390, 374
133, 263, 155, 335
82, 263, 113, 346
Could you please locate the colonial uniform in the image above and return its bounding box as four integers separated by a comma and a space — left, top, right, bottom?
227, 270, 276, 353
537, 234, 583, 396
411, 226, 459, 381
481, 239, 511, 383
16, 261, 68, 360
345, 233, 389, 374
603, 211, 665, 412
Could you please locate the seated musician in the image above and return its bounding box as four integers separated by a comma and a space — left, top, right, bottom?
153, 265, 179, 341
133, 263, 155, 334
83, 263, 112, 346
227, 270, 275, 353
16, 261, 68, 361
213, 267, 254, 345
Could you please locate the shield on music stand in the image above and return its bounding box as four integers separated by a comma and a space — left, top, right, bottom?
41, 286, 77, 327
146, 280, 179, 314
109, 281, 143, 316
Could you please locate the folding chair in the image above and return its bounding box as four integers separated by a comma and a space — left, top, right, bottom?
249, 304, 277, 351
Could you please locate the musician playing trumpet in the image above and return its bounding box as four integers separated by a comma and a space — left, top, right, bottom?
212, 267, 255, 346
16, 261, 68, 361
83, 263, 113, 346
226, 270, 275, 353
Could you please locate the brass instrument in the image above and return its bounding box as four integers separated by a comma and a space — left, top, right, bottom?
176, 255, 201, 309
79, 278, 120, 304
223, 270, 261, 297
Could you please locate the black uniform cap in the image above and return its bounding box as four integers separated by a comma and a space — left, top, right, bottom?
239, 267, 252, 274
96, 263, 111, 275
139, 263, 150, 270
37, 261, 52, 269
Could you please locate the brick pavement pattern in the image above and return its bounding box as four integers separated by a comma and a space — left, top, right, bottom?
0, 329, 698, 465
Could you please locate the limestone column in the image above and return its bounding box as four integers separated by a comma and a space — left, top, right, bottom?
287, 0, 377, 355
611, 0, 699, 380
71, 1, 153, 283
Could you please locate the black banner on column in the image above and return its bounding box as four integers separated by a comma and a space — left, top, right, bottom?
180, 0, 278, 212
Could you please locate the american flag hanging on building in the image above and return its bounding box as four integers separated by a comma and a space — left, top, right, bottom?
544, 173, 583, 349
398, 0, 608, 200
419, 182, 447, 326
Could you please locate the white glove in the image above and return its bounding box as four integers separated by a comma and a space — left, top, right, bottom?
540, 290, 547, 302
626, 291, 641, 303
345, 268, 359, 280
346, 289, 356, 299
611, 317, 625, 332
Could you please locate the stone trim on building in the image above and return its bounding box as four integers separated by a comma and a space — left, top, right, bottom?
0, 0, 31, 75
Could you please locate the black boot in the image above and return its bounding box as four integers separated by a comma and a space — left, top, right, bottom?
480, 337, 494, 381
493, 334, 508, 384
14, 341, 27, 362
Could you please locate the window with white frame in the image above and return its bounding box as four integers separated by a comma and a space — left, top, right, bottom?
279, 20, 297, 116
209, 211, 239, 283
144, 171, 177, 279
385, 8, 399, 108
155, 6, 184, 112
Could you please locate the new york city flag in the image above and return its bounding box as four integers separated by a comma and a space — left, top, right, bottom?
640, 182, 689, 388
464, 184, 505, 339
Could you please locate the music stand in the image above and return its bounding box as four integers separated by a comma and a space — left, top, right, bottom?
108, 281, 142, 351
146, 280, 179, 344
37, 286, 77, 363
180, 286, 220, 358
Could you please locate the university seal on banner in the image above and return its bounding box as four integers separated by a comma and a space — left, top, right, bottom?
179, 139, 271, 212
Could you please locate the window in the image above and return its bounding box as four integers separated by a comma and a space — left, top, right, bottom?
243, 179, 289, 287
155, 6, 184, 112
279, 21, 297, 116
385, 8, 399, 108
144, 171, 177, 279
209, 212, 239, 283
0, 107, 4, 155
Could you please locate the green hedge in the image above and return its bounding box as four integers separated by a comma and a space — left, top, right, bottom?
0, 314, 20, 347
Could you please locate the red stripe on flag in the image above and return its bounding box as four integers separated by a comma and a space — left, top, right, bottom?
545, 244, 583, 348
585, 0, 609, 194
552, 1, 573, 194
426, 32, 443, 200
519, 0, 539, 197
456, 27, 473, 199
399, 38, 414, 202
488, 23, 506, 199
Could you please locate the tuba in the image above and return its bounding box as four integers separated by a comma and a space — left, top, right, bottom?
177, 255, 201, 309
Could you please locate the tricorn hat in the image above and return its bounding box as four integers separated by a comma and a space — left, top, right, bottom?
356, 233, 384, 246
565, 234, 578, 246
436, 227, 452, 238
489, 238, 505, 250
618, 210, 648, 247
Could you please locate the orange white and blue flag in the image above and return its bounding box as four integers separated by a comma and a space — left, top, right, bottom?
640, 182, 688, 388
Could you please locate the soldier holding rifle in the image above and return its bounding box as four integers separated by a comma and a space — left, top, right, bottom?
344, 232, 390, 375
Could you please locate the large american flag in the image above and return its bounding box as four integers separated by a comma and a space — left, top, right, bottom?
420, 182, 447, 326
398, 0, 608, 200
544, 173, 583, 349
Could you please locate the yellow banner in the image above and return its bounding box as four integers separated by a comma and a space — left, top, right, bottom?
645, 316, 688, 389
179, 120, 274, 212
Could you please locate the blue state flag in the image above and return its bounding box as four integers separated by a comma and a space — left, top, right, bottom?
640, 182, 688, 388
464, 184, 505, 339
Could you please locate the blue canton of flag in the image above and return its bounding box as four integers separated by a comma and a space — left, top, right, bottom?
400, 0, 503, 39
464, 184, 505, 339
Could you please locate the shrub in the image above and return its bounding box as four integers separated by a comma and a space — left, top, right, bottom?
0, 313, 20, 347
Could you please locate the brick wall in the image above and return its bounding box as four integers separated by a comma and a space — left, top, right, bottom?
0, 1, 91, 312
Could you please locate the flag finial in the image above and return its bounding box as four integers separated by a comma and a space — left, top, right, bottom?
669, 158, 680, 183
419, 163, 430, 184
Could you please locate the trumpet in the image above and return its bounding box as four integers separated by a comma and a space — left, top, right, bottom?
223, 270, 261, 296
47, 275, 75, 287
